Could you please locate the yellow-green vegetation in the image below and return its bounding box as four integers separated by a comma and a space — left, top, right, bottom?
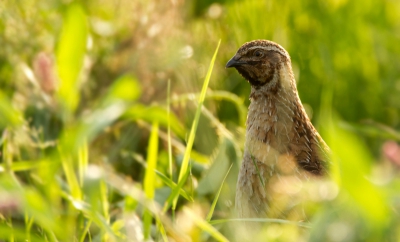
1, 0, 400, 241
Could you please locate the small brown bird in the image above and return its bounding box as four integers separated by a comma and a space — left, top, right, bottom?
226, 40, 329, 218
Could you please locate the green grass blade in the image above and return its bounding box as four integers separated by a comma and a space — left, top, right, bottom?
23, 189, 64, 237
56, 3, 88, 115
156, 170, 193, 201
183, 207, 228, 242
2, 131, 13, 174
7, 217, 13, 242
209, 218, 311, 228
100, 180, 109, 242
206, 164, 233, 222
62, 192, 117, 240
0, 160, 51, 173
173, 40, 221, 209
104, 75, 141, 104
79, 220, 92, 242
24, 213, 34, 241
0, 225, 43, 242
100, 181, 109, 222
78, 139, 88, 186
143, 210, 152, 241
59, 152, 82, 200
155, 216, 169, 242
144, 122, 159, 199
126, 151, 192, 202
0, 92, 23, 128
167, 79, 173, 178
104, 169, 155, 211
143, 122, 159, 240
163, 168, 190, 213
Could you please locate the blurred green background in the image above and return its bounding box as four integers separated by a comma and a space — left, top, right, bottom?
1, 0, 400, 241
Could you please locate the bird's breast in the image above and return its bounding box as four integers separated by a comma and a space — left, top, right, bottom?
245, 95, 294, 165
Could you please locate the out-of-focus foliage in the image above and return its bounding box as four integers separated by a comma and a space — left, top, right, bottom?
0, 0, 400, 241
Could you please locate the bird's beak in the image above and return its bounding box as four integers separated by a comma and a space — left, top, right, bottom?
225, 56, 246, 68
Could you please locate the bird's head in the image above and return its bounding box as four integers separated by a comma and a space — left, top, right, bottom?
226, 40, 292, 90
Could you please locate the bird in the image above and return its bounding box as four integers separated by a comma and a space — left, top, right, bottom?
226, 40, 330, 219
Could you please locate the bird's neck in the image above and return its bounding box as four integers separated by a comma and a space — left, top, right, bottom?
246, 85, 298, 141
247, 63, 301, 134
244, 65, 303, 164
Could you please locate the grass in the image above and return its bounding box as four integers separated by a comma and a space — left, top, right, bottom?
172, 39, 221, 211
1, 0, 400, 241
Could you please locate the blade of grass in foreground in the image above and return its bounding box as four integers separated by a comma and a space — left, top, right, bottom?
78, 139, 88, 186
0, 225, 43, 242
209, 218, 311, 228
143, 122, 159, 240
155, 216, 168, 242
100, 180, 110, 242
59, 152, 82, 200
156, 170, 193, 201
62, 192, 117, 239
127, 151, 192, 202
79, 220, 92, 242
172, 40, 221, 210
184, 207, 228, 242
56, 3, 88, 115
0, 92, 23, 128
167, 79, 173, 178
163, 168, 190, 213
206, 164, 233, 222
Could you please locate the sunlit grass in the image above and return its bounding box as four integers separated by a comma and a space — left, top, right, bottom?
172, 40, 221, 211
1, 0, 400, 241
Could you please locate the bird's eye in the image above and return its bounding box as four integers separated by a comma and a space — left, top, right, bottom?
254, 50, 263, 57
